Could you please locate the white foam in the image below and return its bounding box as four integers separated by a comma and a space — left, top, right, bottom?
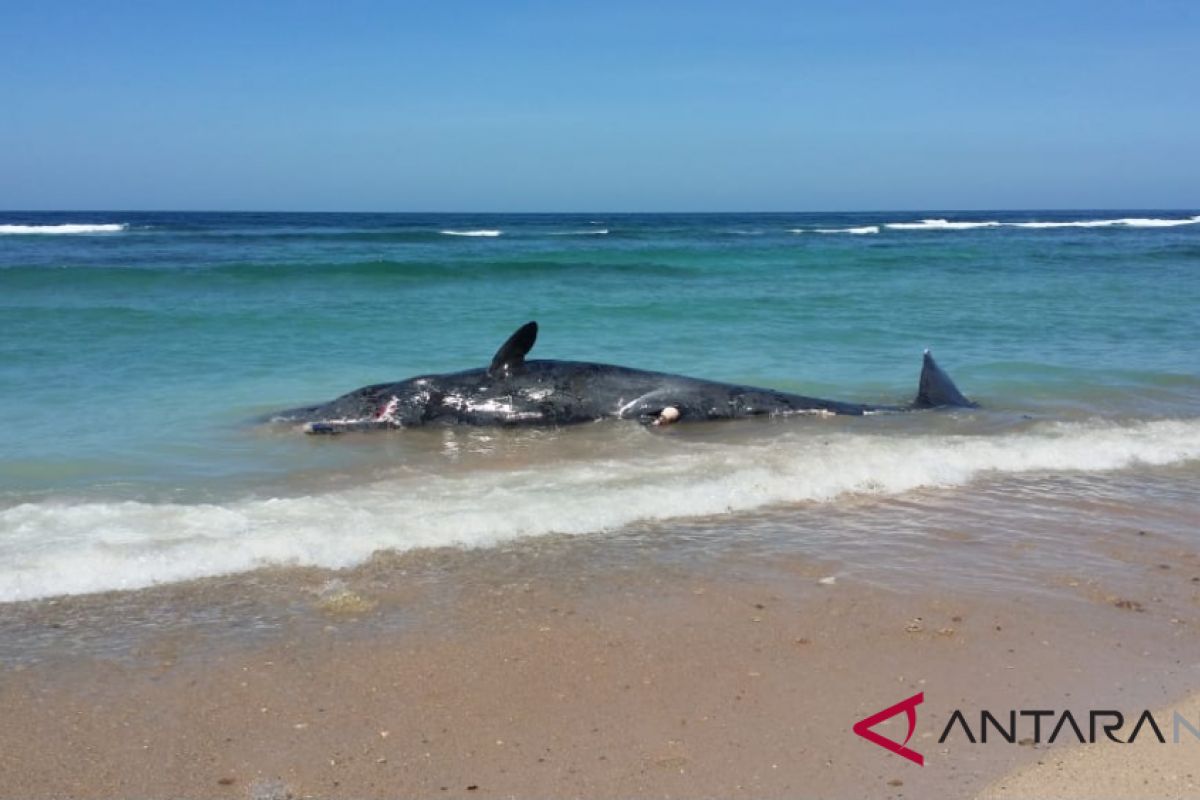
886, 219, 1002, 230
440, 229, 502, 237
1007, 215, 1200, 228
1007, 220, 1112, 228
813, 226, 880, 235
884, 215, 1200, 231
1123, 216, 1200, 227
2, 417, 1198, 603
0, 223, 128, 235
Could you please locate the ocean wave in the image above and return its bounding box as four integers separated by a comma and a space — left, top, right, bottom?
1006, 215, 1200, 229
2, 417, 1198, 602
0, 223, 128, 235
813, 226, 880, 235
885, 219, 1002, 230
0, 257, 703, 281
885, 216, 1200, 231
440, 229, 502, 237
548, 229, 609, 236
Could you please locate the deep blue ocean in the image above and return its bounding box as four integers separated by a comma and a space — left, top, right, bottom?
1, 211, 1198, 601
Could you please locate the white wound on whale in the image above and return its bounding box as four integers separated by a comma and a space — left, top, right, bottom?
301, 398, 408, 433
617, 391, 667, 418
374, 396, 401, 422
442, 393, 543, 422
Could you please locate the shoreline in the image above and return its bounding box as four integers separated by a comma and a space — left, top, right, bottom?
2, 482, 1199, 798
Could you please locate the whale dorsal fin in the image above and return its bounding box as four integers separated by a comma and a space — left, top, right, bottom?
489, 321, 538, 378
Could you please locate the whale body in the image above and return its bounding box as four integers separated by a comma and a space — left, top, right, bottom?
272, 321, 976, 434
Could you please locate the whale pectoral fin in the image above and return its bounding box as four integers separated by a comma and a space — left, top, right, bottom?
488, 321, 538, 378
303, 420, 398, 435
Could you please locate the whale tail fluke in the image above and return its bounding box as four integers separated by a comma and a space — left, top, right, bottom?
913, 350, 977, 409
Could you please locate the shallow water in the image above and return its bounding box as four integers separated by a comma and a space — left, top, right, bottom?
1, 211, 1197, 601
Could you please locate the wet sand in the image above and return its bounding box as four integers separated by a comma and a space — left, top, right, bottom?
2, 495, 1199, 799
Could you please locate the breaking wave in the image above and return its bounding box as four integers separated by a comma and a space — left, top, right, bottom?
886, 219, 1002, 230
440, 229, 502, 237
812, 226, 880, 235
885, 216, 1200, 231
1006, 216, 1200, 228
0, 223, 128, 235
2, 417, 1198, 602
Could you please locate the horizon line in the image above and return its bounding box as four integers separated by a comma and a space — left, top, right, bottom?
3, 206, 1198, 215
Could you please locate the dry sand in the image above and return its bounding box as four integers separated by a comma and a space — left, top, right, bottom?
978, 690, 1200, 800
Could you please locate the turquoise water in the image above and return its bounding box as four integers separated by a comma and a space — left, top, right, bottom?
1, 211, 1198, 600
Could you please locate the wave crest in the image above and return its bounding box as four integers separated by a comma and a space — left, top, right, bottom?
0, 223, 128, 235
813, 226, 880, 235
2, 417, 1197, 602
886, 219, 1002, 230
1007, 216, 1200, 229
884, 215, 1200, 231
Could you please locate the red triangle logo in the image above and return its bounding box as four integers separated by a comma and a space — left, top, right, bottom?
852, 692, 925, 766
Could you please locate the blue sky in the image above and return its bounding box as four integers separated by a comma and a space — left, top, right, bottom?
2, 1, 1196, 211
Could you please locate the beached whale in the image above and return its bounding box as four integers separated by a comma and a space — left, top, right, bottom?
273, 321, 976, 434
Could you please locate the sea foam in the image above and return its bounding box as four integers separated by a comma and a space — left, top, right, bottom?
886, 219, 1003, 230
0, 223, 128, 235
813, 226, 880, 235
1006, 216, 1200, 229
2, 417, 1198, 603
440, 229, 502, 237
885, 215, 1200, 231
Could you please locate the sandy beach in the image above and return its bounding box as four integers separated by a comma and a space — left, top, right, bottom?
3, 476, 1198, 799
4, 1, 1199, 796
978, 691, 1200, 799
